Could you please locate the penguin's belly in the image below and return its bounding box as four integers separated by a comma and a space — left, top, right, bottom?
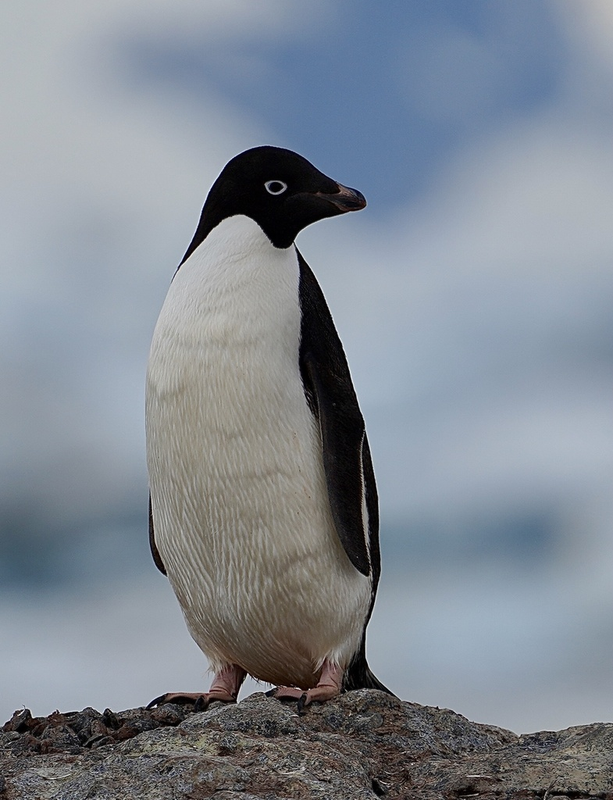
146, 216, 370, 688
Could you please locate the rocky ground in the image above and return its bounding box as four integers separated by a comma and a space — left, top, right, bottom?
1, 690, 613, 799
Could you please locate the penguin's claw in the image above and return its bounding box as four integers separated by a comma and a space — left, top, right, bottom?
270, 687, 310, 715
148, 664, 247, 710
269, 661, 344, 713
271, 686, 307, 702
296, 693, 309, 716
146, 688, 238, 710
270, 684, 340, 714
147, 692, 199, 709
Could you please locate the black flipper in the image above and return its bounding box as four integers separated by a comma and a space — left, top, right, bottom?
297, 250, 393, 695
149, 494, 167, 575
297, 250, 376, 579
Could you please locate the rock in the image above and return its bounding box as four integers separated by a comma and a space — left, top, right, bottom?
1, 691, 612, 799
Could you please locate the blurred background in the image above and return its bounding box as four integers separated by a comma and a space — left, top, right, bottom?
2, 0, 613, 734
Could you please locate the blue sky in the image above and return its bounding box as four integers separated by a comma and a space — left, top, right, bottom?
2, 0, 613, 732
123, 1, 566, 210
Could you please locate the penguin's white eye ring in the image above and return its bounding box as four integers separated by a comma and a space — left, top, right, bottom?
265, 180, 288, 196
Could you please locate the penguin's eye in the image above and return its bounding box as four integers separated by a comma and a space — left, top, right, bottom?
264, 180, 288, 196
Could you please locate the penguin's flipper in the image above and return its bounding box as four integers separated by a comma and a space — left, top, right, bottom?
297, 251, 378, 579
148, 494, 167, 575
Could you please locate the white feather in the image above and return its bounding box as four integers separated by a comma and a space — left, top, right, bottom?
146, 215, 370, 688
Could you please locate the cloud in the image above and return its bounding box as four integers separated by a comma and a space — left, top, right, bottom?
0, 1, 292, 543
297, 10, 613, 533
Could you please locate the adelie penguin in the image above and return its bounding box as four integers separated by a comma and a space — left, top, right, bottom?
146, 146, 392, 711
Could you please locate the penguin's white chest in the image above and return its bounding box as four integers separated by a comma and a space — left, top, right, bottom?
145, 216, 370, 688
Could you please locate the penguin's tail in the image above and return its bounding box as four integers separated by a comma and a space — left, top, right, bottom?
342, 637, 395, 695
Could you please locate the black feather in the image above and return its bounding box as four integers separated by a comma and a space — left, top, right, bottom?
298, 250, 375, 578
297, 249, 392, 695
148, 494, 167, 575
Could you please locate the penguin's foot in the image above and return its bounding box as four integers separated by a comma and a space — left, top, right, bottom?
146, 690, 233, 710
147, 664, 246, 710
268, 660, 343, 714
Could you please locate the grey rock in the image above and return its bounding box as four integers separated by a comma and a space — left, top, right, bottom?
1, 691, 613, 799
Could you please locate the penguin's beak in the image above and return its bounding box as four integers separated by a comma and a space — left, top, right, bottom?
317, 183, 367, 213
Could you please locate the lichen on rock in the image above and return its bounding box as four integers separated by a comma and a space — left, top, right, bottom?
2, 691, 613, 799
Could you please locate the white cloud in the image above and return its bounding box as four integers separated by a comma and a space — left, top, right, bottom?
556, 0, 613, 77
0, 1, 294, 523
297, 12, 613, 532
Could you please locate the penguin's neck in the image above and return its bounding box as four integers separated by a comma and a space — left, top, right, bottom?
161, 215, 300, 347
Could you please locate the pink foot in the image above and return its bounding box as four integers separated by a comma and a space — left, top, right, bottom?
148, 664, 246, 710
271, 661, 343, 714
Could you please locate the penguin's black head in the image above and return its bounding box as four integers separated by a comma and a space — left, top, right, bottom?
181, 146, 366, 261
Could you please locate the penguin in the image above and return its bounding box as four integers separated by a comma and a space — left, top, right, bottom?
146, 146, 391, 711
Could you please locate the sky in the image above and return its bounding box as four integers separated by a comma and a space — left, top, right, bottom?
2, 0, 613, 733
